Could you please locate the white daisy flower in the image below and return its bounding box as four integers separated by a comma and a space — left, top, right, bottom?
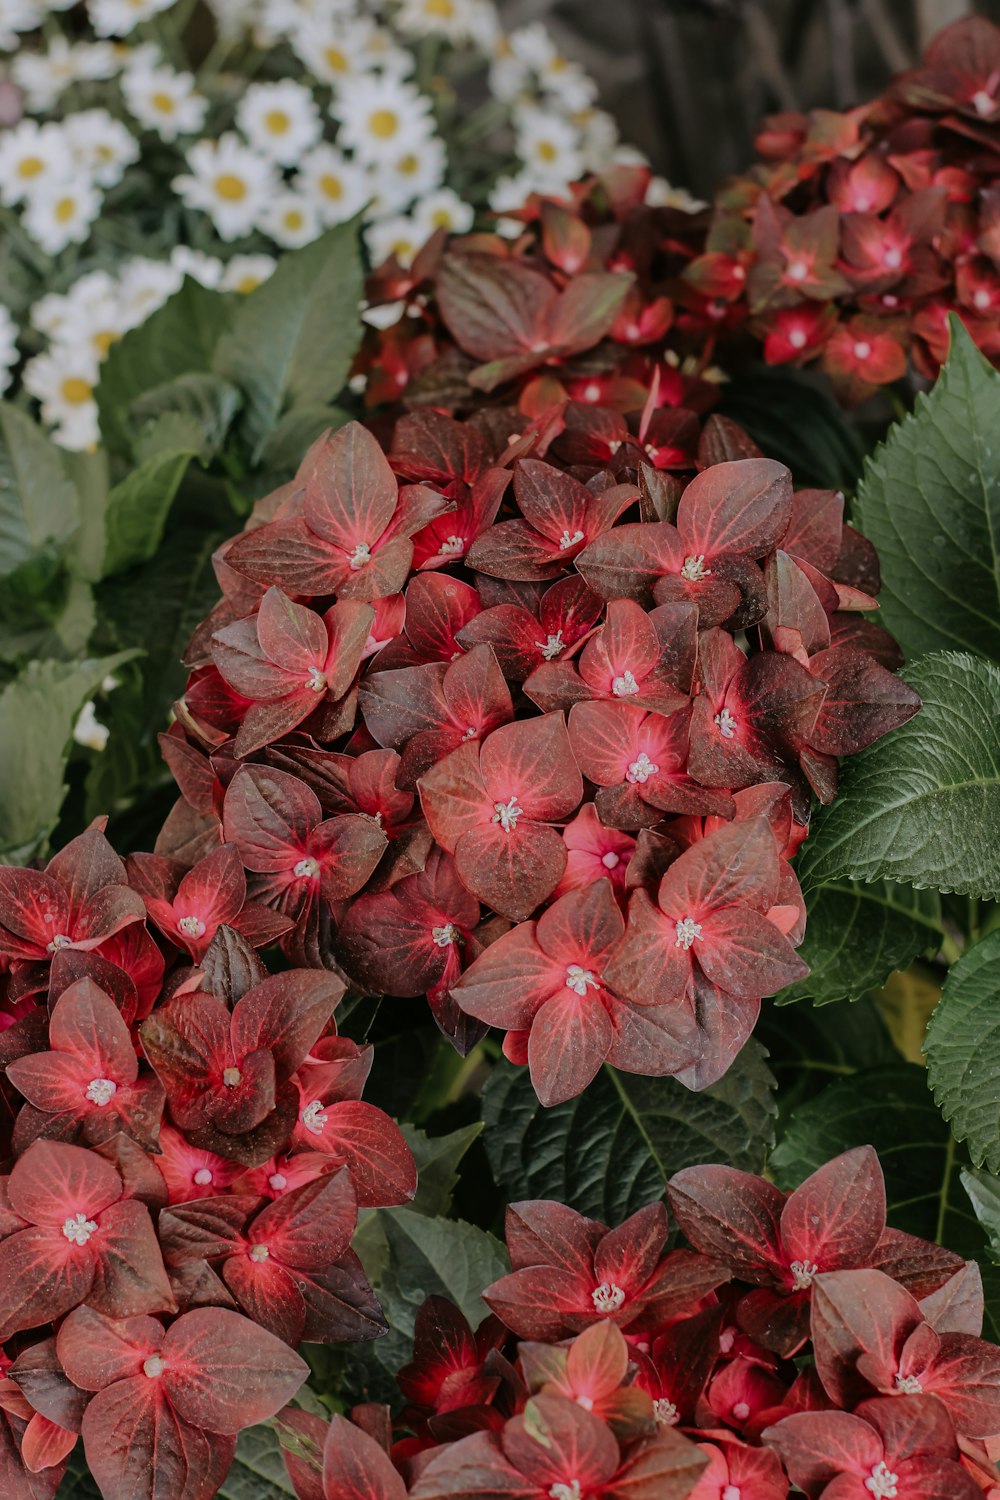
221, 254, 277, 293
365, 213, 423, 270
395, 0, 495, 47
259, 190, 320, 248
513, 104, 584, 187
236, 79, 322, 166
646, 177, 709, 213
23, 347, 102, 451
0, 305, 18, 395
366, 134, 446, 215
411, 187, 474, 239
577, 108, 620, 167
295, 143, 370, 225
0, 0, 42, 50
172, 133, 278, 241
488, 169, 538, 235
0, 121, 70, 207
13, 39, 117, 111
119, 257, 184, 326
331, 75, 434, 165
73, 700, 110, 752
121, 63, 208, 141
170, 245, 225, 287
68, 109, 140, 189
22, 179, 103, 256
88, 0, 176, 38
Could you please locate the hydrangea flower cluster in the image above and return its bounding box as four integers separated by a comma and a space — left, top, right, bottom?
685, 16, 1000, 404
0, 824, 416, 1498
278, 1149, 1000, 1500
0, 0, 651, 448
158, 187, 920, 1106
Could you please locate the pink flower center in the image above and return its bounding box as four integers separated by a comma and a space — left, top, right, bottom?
193, 1168, 213, 1187
626, 752, 658, 784
300, 1100, 328, 1135
674, 916, 702, 950
591, 1281, 625, 1314
786, 259, 808, 281
853, 341, 872, 361
972, 88, 996, 117
975, 289, 992, 311
789, 328, 807, 349
438, 535, 465, 556
549, 1484, 582, 1500
307, 665, 327, 692
732, 1401, 750, 1421
293, 856, 320, 879
492, 796, 523, 832
178, 915, 206, 939
86, 1078, 117, 1106
612, 669, 639, 696
249, 1243, 270, 1263
894, 1371, 923, 1394
558, 529, 584, 550
565, 965, 599, 997
432, 923, 460, 947
883, 246, 902, 270
723, 1488, 742, 1500
143, 1355, 165, 1378
864, 1461, 899, 1498
63, 1212, 98, 1246
601, 851, 620, 869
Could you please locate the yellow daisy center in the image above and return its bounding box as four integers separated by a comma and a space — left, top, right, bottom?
368, 109, 399, 140
54, 197, 77, 223
151, 92, 175, 113
536, 141, 557, 163
17, 155, 44, 178
324, 46, 348, 72
61, 377, 93, 404
215, 174, 247, 201
265, 110, 290, 135
320, 173, 343, 199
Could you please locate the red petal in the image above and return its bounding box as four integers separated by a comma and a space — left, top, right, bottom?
162, 1306, 308, 1432
82, 1377, 236, 1500
322, 1413, 408, 1500
303, 422, 400, 555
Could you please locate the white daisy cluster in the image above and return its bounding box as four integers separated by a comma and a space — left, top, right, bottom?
0, 0, 670, 446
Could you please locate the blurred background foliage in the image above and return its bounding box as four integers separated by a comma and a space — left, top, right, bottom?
499, 0, 1000, 195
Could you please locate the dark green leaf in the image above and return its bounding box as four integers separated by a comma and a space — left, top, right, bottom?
218, 1425, 297, 1499
213, 224, 363, 456
481, 1042, 777, 1222
926, 930, 1000, 1171
718, 363, 865, 490
796, 652, 1000, 900
856, 318, 1000, 664
99, 448, 197, 578
778, 878, 942, 1006
260, 403, 352, 475
128, 372, 243, 464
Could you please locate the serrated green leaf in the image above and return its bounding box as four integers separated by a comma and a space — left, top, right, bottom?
98, 448, 197, 579
796, 651, 1000, 899
0, 651, 137, 863
0, 402, 79, 585
213, 224, 363, 456
718, 363, 865, 489
856, 318, 1000, 664
926, 931, 1000, 1171
962, 1166, 1000, 1261
481, 1041, 777, 1223
128, 371, 243, 464
97, 278, 234, 455
777, 878, 942, 1006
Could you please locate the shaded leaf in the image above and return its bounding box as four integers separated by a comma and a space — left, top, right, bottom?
926, 931, 1000, 1172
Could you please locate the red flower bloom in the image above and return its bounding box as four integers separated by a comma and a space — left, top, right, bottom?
127, 844, 291, 961
466, 460, 637, 581
398, 1295, 506, 1420
457, 574, 601, 683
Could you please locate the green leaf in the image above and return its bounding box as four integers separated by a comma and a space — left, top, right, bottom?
963, 1165, 1000, 1260
57, 1449, 102, 1498
778, 878, 942, 1006
260, 403, 352, 474
926, 930, 1000, 1171
856, 318, 1000, 664
481, 1041, 777, 1223
128, 372, 243, 464
796, 651, 1000, 900
98, 448, 197, 579
217, 1425, 297, 1499
0, 651, 137, 863
718, 363, 865, 490
0, 402, 79, 586
213, 224, 363, 456
97, 278, 234, 455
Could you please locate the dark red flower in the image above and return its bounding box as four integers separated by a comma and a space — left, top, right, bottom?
127, 844, 291, 961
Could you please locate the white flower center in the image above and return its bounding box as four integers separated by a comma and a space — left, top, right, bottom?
492, 796, 523, 832
680, 553, 711, 581
854, 341, 872, 361
536, 631, 564, 660
63, 1212, 98, 1246
268, 1172, 287, 1191
626, 752, 658, 784
433, 924, 460, 948
732, 1401, 750, 1421
565, 965, 600, 997
601, 851, 620, 869
894, 1371, 923, 1394
549, 1484, 582, 1500
786, 260, 808, 281
865, 1462, 899, 1499
654, 1398, 679, 1426
307, 665, 327, 692
178, 916, 206, 938
789, 327, 808, 349
723, 1489, 742, 1500
612, 670, 640, 696
85, 1078, 117, 1107
591, 1281, 626, 1314
438, 534, 465, 556
883, 247, 902, 269
193, 1168, 213, 1187
249, 1243, 269, 1263
222, 1067, 242, 1088
143, 1355, 165, 1378
674, 916, 702, 950
975, 289, 992, 310
293, 857, 319, 879
715, 707, 737, 738
789, 1259, 819, 1290
973, 88, 996, 117
349, 541, 372, 570
558, 529, 584, 550
300, 1100, 328, 1135
47, 933, 73, 953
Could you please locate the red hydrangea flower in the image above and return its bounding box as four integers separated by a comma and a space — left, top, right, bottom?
153, 1125, 243, 1205
283, 1410, 406, 1500
398, 1295, 507, 1421
465, 460, 637, 580
57, 1303, 307, 1500
127, 844, 292, 961
519, 1320, 654, 1435
483, 1199, 729, 1341
525, 598, 695, 717
289, 1063, 417, 1206
552, 805, 636, 904
0, 1140, 174, 1336
457, 574, 602, 683
418, 714, 583, 922
688, 1435, 788, 1500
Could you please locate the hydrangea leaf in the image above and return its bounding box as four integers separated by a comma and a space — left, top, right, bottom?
481, 1041, 777, 1224
718, 364, 864, 490
777, 879, 943, 1006
99, 448, 197, 579
128, 372, 243, 466
797, 652, 1000, 899
926, 932, 1000, 1171
856, 317, 1000, 664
